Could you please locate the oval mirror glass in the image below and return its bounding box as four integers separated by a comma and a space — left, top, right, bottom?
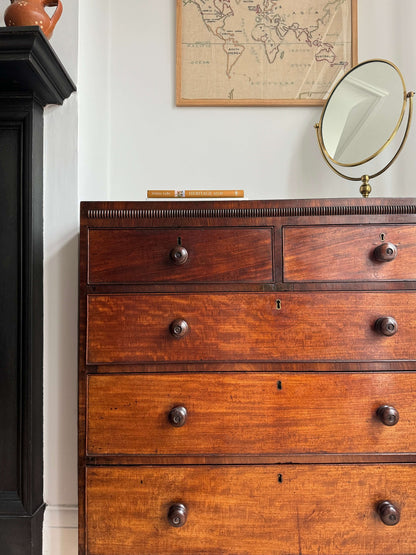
320, 60, 406, 167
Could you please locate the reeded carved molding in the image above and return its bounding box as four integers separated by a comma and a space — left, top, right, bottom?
87, 204, 416, 220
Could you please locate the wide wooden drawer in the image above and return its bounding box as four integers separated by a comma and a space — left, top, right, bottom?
87, 227, 273, 283
87, 372, 416, 456
86, 464, 416, 555
283, 225, 416, 281
86, 292, 416, 364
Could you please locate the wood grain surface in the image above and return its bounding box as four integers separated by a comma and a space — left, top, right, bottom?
88, 227, 273, 284
79, 200, 416, 555
86, 464, 416, 555
284, 225, 416, 281
87, 372, 416, 456
86, 292, 416, 364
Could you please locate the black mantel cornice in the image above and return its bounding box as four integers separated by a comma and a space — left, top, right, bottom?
0, 26, 76, 105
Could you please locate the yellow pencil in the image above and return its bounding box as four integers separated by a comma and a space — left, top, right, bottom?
147, 189, 244, 198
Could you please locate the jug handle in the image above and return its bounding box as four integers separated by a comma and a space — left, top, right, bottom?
45, 0, 63, 33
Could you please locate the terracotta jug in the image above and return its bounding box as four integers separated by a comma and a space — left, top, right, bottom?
4, 0, 63, 39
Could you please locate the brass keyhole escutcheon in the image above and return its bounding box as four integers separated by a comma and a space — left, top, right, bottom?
276, 299, 282, 310
380, 233, 385, 241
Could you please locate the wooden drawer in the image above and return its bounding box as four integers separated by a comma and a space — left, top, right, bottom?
87, 372, 416, 456
86, 464, 416, 555
283, 225, 416, 281
86, 292, 416, 364
87, 227, 273, 283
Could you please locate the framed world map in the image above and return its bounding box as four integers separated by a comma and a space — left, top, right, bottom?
176, 0, 357, 106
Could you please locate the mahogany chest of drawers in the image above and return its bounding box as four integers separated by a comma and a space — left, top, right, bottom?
79, 199, 416, 555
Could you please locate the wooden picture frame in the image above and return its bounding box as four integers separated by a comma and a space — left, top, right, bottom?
176, 0, 357, 106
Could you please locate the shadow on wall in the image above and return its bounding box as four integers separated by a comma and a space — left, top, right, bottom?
44, 233, 79, 507
287, 109, 345, 199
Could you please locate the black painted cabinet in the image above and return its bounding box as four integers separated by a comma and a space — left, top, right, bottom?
0, 27, 75, 554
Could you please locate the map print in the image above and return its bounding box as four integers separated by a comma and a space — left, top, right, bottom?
178, 0, 355, 104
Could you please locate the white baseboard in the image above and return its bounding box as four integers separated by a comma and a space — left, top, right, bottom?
43, 505, 78, 555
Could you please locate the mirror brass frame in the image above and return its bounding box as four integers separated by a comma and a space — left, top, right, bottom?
318, 59, 407, 168
315, 59, 414, 197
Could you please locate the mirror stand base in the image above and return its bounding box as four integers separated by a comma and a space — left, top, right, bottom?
360, 176, 371, 198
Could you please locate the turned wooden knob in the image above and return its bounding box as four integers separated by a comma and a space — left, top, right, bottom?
375, 317, 398, 336
170, 245, 188, 265
374, 242, 398, 262
377, 405, 399, 426
168, 503, 187, 527
168, 406, 187, 427
169, 319, 189, 339
377, 500, 400, 526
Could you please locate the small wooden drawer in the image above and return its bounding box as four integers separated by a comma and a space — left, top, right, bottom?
86, 292, 416, 364
86, 464, 416, 555
283, 225, 416, 281
86, 372, 416, 456
87, 227, 273, 283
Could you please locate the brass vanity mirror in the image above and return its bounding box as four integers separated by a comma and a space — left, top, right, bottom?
315, 59, 414, 197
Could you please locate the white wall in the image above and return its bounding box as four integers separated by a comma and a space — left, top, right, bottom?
42, 0, 79, 553
78, 0, 110, 200
1, 1, 416, 554
105, 0, 416, 201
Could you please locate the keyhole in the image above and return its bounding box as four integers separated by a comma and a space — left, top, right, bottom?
380, 233, 385, 241
276, 299, 282, 310
177, 236, 182, 245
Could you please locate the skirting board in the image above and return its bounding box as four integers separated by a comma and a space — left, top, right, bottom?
43, 506, 78, 555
